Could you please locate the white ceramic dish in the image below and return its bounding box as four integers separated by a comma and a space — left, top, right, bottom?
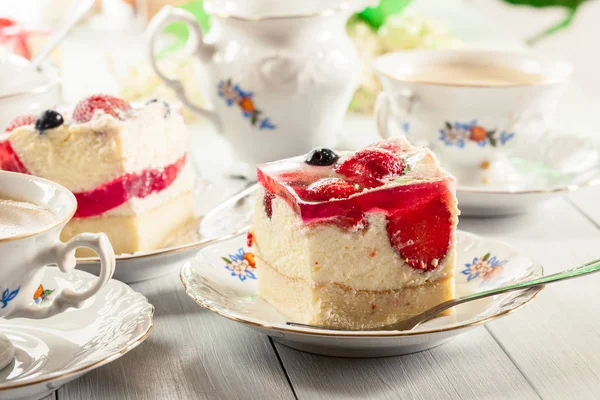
457, 134, 600, 216
180, 230, 543, 358
0, 267, 153, 400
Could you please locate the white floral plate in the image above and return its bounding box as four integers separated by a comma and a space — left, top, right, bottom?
180, 230, 543, 358
456, 135, 600, 216
0, 267, 154, 400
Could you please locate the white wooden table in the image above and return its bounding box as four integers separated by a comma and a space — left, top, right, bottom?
32, 1, 600, 398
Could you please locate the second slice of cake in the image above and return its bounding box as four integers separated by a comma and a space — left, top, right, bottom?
0, 94, 195, 256
251, 137, 458, 330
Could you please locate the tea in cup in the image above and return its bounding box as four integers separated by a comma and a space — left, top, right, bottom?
373, 49, 572, 186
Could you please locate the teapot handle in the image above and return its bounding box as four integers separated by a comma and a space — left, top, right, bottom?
145, 6, 222, 131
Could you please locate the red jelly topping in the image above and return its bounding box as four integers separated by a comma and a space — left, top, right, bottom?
0, 140, 28, 173
74, 155, 186, 218
256, 145, 454, 271
0, 139, 186, 218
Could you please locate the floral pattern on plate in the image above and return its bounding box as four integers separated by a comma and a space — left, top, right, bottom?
223, 248, 257, 282
461, 253, 507, 286
218, 79, 276, 130
439, 120, 514, 148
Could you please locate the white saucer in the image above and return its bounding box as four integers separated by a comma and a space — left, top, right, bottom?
0, 268, 154, 400
180, 230, 543, 358
457, 135, 600, 216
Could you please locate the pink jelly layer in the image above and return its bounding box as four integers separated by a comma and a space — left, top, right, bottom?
0, 139, 186, 218
257, 166, 453, 227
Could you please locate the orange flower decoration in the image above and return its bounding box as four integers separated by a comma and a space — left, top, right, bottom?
244, 252, 256, 268
33, 284, 43, 300
238, 97, 255, 113
469, 126, 487, 142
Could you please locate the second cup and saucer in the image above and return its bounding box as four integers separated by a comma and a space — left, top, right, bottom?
372, 49, 598, 216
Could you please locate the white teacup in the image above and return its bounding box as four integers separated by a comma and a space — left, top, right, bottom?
373, 49, 572, 186
0, 171, 115, 368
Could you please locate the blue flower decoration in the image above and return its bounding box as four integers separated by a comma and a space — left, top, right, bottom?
217, 78, 276, 130
1, 286, 19, 309
461, 253, 507, 283
222, 248, 257, 282
500, 131, 515, 145
259, 118, 276, 130
401, 122, 410, 134
439, 120, 515, 148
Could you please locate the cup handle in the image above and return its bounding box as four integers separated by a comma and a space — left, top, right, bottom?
374, 91, 416, 140
145, 6, 222, 131
6, 233, 115, 319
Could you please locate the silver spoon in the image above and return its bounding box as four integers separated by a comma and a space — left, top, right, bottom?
29, 0, 95, 71
288, 257, 600, 332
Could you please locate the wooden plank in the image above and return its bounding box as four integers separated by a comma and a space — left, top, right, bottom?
59, 273, 295, 400
460, 197, 600, 399
275, 329, 539, 400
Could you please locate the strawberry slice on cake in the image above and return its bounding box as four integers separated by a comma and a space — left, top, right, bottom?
250, 137, 458, 330
0, 94, 195, 256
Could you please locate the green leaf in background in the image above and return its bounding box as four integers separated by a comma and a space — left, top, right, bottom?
357, 0, 412, 30
502, 0, 588, 45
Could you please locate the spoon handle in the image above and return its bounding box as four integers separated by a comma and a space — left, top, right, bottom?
30, 0, 95, 70
415, 257, 600, 325
462, 257, 600, 302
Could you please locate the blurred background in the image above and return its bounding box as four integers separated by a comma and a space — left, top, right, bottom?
1, 0, 598, 128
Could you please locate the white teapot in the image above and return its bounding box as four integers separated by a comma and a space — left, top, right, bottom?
146, 0, 373, 177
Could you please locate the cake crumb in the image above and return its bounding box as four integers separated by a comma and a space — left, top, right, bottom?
369, 249, 376, 257
482, 176, 489, 184
480, 160, 490, 170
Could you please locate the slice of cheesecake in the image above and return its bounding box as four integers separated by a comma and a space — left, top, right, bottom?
250, 137, 458, 330
0, 94, 195, 255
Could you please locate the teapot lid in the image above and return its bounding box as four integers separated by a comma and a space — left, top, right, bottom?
204, 0, 376, 20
